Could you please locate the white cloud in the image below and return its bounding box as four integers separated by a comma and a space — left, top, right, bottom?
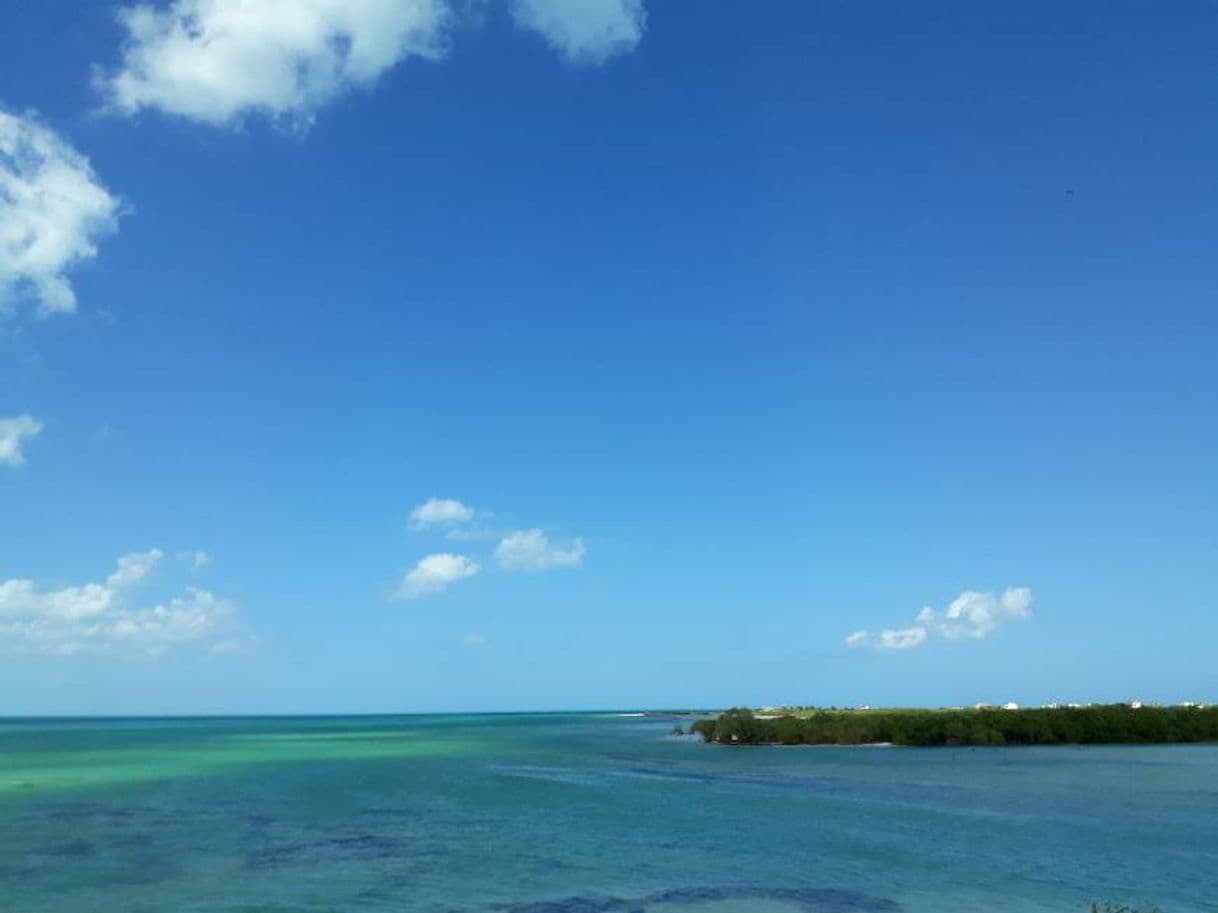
106, 547, 164, 587
0, 414, 43, 467
494, 528, 585, 572
511, 0, 645, 65
0, 109, 122, 317
409, 497, 475, 530
395, 552, 479, 600
177, 549, 214, 568
97, 0, 451, 128
843, 627, 928, 651
845, 587, 1033, 651
945, 587, 1033, 639
97, 587, 233, 657
0, 551, 239, 656
880, 626, 928, 650
0, 579, 114, 623
395, 503, 585, 594
844, 630, 870, 649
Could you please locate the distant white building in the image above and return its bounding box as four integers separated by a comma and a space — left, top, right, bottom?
1003, 702, 1020, 711
1129, 700, 1143, 709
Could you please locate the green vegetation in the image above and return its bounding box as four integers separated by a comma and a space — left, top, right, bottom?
690, 705, 1218, 747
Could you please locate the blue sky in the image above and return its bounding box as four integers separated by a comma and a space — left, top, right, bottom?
1, 1, 1216, 715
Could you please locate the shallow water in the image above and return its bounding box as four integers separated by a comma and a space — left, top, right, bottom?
1, 713, 1214, 912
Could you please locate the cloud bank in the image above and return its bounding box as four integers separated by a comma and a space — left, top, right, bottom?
846, 587, 1033, 651
97, 0, 452, 128
0, 109, 122, 317
396, 552, 480, 600
510, 0, 646, 66
0, 414, 43, 467
96, 0, 648, 130
0, 549, 242, 656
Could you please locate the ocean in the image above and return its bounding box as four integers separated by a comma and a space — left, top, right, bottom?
1, 713, 1214, 912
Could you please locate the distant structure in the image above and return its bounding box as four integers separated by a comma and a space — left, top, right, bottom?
1003, 702, 1020, 711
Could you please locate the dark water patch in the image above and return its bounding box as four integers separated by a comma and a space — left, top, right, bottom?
618, 765, 843, 794
327, 833, 403, 857
649, 887, 899, 911
494, 885, 900, 913
94, 804, 140, 822
244, 831, 433, 869
358, 805, 422, 818
38, 838, 95, 858
40, 802, 96, 821
112, 830, 158, 849
239, 812, 278, 827
96, 866, 175, 887
531, 857, 579, 873
244, 840, 311, 869
0, 859, 38, 879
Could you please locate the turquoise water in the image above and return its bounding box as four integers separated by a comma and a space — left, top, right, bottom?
1, 714, 1215, 912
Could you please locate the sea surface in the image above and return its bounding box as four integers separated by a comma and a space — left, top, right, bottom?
1, 713, 1215, 913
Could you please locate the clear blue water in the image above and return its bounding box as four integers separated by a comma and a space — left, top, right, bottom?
1, 713, 1214, 912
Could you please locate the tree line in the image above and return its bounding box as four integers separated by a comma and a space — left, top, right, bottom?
689, 705, 1218, 747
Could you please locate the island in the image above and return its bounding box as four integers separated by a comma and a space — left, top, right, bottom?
689, 704, 1218, 747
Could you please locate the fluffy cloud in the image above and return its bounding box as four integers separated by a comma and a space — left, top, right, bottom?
0, 550, 240, 656
0, 414, 43, 467
396, 552, 479, 600
918, 587, 1033, 640
0, 109, 122, 317
177, 549, 214, 568
494, 528, 585, 572
511, 0, 645, 65
845, 587, 1033, 651
409, 497, 475, 530
97, 0, 451, 128
396, 499, 586, 597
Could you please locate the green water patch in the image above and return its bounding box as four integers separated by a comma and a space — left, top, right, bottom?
0, 730, 486, 797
